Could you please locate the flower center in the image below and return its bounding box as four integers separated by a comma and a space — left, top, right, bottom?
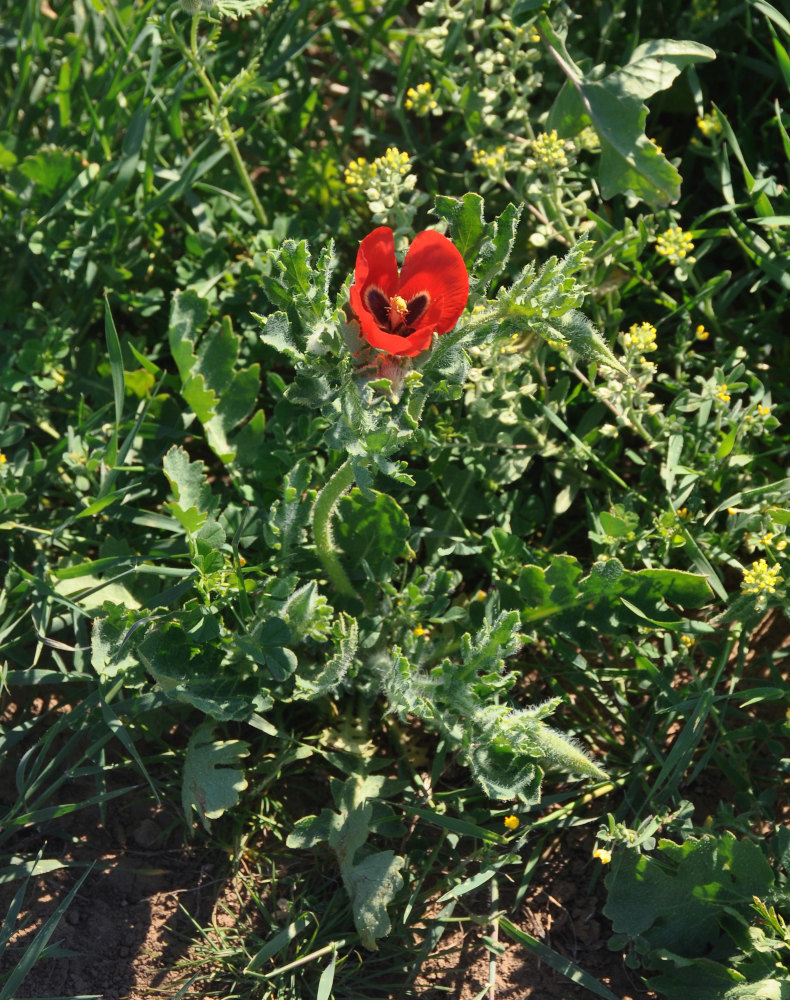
363, 286, 431, 337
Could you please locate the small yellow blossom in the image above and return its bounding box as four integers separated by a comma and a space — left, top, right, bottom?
475, 590, 487, 602
757, 403, 771, 416
576, 125, 600, 152
623, 322, 658, 353
717, 385, 731, 403
0, 452, 6, 465
777, 538, 788, 551
727, 507, 738, 516
238, 555, 247, 567
677, 507, 691, 519
656, 226, 695, 265
741, 558, 782, 597
404, 82, 439, 117
695, 325, 710, 341
378, 146, 412, 174
504, 814, 520, 830
703, 814, 714, 828
593, 847, 612, 864
344, 147, 412, 192
528, 130, 570, 170
472, 145, 508, 176
413, 626, 429, 637
650, 139, 663, 154
680, 634, 695, 648
344, 156, 376, 192
696, 110, 722, 138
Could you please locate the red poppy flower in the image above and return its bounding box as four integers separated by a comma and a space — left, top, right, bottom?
349, 226, 469, 358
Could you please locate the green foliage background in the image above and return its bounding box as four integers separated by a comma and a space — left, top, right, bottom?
1, 0, 789, 996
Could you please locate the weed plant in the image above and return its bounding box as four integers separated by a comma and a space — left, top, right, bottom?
1, 0, 789, 997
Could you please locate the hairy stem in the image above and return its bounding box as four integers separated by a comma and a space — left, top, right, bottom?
166, 8, 268, 227
312, 460, 358, 599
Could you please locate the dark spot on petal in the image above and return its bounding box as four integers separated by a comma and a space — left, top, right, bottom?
406, 292, 430, 328
364, 286, 390, 329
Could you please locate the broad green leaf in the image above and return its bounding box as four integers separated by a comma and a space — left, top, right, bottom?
432, 192, 487, 265
342, 850, 405, 951
169, 290, 211, 386
542, 18, 714, 206
182, 722, 249, 831
162, 445, 214, 534
168, 295, 262, 463
608, 39, 717, 100
335, 489, 411, 581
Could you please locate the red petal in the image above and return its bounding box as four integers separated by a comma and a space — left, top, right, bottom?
350, 283, 392, 348
360, 324, 434, 358
398, 230, 469, 335
354, 227, 399, 298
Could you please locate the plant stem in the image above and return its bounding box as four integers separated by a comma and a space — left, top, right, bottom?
312, 460, 358, 600
166, 8, 268, 227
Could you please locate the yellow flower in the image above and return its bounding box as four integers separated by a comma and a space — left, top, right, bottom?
472, 145, 508, 176
528, 130, 569, 170
656, 226, 695, 265
680, 635, 695, 648
413, 626, 429, 637
741, 558, 782, 597
344, 156, 376, 192
696, 110, 722, 138
695, 324, 710, 340
404, 82, 439, 116
717, 384, 731, 402
593, 847, 612, 864
0, 452, 6, 465
727, 507, 738, 516
504, 814, 520, 830
623, 322, 658, 353
757, 403, 771, 416
378, 146, 411, 174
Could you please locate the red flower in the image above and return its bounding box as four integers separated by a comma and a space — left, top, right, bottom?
349, 226, 469, 358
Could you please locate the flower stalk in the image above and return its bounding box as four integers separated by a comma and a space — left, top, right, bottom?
312, 460, 358, 600
165, 7, 267, 227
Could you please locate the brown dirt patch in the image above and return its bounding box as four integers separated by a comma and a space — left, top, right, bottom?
416, 826, 656, 1000
0, 794, 219, 1000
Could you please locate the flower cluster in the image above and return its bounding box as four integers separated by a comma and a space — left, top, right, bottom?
696, 110, 722, 138
472, 145, 507, 180
404, 82, 440, 116
741, 558, 782, 601
656, 226, 695, 265
344, 156, 377, 193
527, 129, 570, 171
623, 322, 658, 354
343, 147, 417, 218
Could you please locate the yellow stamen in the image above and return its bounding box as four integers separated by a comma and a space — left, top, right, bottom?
390, 295, 408, 330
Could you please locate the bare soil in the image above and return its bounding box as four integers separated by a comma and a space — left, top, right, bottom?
0, 786, 656, 1000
